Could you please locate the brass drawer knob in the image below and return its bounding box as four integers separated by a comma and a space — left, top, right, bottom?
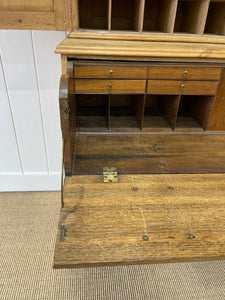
180, 84, 185, 91
108, 83, 112, 90
183, 70, 188, 77
109, 69, 114, 76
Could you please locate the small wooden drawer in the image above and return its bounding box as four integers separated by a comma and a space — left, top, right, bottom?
148, 67, 222, 81
147, 80, 218, 95
75, 80, 146, 94
74, 66, 148, 79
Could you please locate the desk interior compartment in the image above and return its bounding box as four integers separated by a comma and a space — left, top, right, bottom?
111, 0, 145, 31
79, 0, 108, 30
174, 0, 209, 34
77, 94, 109, 132
143, 0, 177, 33
109, 94, 145, 131
143, 95, 180, 131
176, 95, 215, 131
204, 1, 225, 36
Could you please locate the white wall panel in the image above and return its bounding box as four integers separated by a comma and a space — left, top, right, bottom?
0, 30, 64, 191
0, 57, 22, 174
0, 30, 48, 173
31, 30, 64, 173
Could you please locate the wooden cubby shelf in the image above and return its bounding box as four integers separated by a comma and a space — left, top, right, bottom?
79, 0, 108, 30
76, 0, 225, 36
205, 1, 225, 35
75, 93, 215, 133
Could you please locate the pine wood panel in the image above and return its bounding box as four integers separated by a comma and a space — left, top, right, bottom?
68, 31, 225, 45
0, 0, 72, 30
55, 38, 225, 62
54, 173, 225, 268
72, 134, 225, 175
0, 0, 54, 11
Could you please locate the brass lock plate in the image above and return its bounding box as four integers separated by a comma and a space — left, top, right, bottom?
103, 166, 118, 183
63, 103, 70, 119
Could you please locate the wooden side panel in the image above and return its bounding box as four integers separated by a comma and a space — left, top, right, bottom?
207, 69, 225, 131
59, 75, 77, 174
54, 173, 225, 268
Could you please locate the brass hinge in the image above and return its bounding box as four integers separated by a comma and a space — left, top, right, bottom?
63, 103, 70, 119
103, 166, 118, 183
60, 225, 67, 242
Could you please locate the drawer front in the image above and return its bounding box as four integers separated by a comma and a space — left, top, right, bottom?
75, 80, 146, 94
148, 68, 222, 81
74, 66, 148, 79
147, 80, 218, 95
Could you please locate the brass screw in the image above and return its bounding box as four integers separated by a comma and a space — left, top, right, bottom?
168, 185, 174, 190
186, 232, 195, 239
142, 234, 149, 241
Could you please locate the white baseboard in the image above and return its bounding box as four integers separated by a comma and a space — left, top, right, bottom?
0, 172, 61, 192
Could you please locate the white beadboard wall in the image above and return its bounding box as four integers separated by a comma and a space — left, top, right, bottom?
0, 30, 67, 191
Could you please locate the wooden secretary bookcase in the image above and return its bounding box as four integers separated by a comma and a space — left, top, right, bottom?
53, 0, 225, 268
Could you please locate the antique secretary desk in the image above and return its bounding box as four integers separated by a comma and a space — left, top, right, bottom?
52, 0, 225, 268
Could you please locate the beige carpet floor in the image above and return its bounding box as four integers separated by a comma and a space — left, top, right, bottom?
1, 191, 224, 300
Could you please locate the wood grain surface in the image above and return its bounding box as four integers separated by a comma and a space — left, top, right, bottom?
54, 173, 225, 268
75, 79, 146, 94
55, 38, 225, 62
74, 65, 148, 79
207, 69, 225, 131
72, 133, 225, 175
147, 80, 218, 95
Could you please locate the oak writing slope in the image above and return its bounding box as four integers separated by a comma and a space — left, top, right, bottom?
53, 0, 225, 268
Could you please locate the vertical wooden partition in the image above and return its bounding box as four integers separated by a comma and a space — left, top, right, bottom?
174, 0, 210, 34
143, 0, 178, 33
204, 1, 225, 35
158, 95, 181, 130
